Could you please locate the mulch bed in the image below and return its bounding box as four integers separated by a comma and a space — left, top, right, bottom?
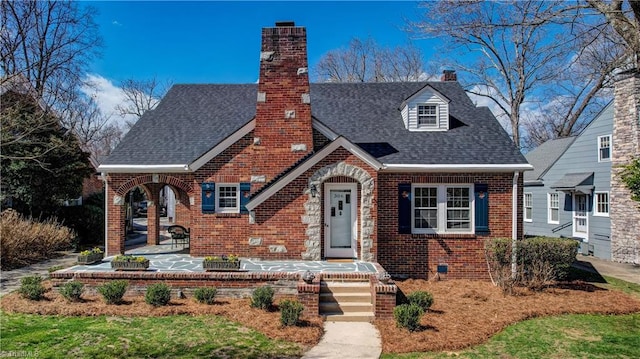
0, 282, 323, 348
376, 279, 640, 354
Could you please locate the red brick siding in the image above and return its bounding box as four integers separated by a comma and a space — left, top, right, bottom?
377, 172, 522, 280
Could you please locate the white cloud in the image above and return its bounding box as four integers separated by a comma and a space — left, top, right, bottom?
112, 20, 122, 26
81, 74, 136, 127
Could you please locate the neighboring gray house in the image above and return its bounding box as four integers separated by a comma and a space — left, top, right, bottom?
524, 103, 613, 259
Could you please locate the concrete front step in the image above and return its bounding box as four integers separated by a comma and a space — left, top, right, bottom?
320, 301, 373, 313
320, 280, 374, 322
322, 312, 375, 322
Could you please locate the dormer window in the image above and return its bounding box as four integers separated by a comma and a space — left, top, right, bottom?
417, 104, 438, 127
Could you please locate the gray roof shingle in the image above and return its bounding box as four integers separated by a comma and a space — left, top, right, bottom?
524, 136, 576, 182
102, 82, 528, 167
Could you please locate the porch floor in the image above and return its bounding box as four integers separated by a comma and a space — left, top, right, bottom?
59, 239, 378, 274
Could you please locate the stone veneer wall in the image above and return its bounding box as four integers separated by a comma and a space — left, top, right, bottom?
611, 69, 640, 264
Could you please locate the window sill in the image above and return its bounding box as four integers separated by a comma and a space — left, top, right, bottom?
593, 213, 609, 217
214, 213, 243, 218
410, 233, 477, 239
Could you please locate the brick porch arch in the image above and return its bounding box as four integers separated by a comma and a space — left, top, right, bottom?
115, 174, 193, 200
302, 162, 375, 261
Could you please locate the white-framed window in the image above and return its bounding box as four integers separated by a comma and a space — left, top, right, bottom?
412, 184, 473, 234
417, 104, 438, 127
594, 192, 609, 217
524, 193, 533, 222
548, 192, 559, 224
598, 135, 611, 162
216, 184, 239, 213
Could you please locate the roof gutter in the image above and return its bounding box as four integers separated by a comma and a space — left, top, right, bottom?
381, 163, 534, 173
97, 164, 191, 173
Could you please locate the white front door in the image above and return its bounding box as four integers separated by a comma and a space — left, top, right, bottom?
573, 194, 588, 239
324, 183, 357, 258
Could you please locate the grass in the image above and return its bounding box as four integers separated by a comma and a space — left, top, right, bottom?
0, 312, 303, 358
382, 313, 640, 359
382, 269, 640, 359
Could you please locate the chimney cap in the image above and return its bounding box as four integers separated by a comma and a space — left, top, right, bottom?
275, 21, 295, 27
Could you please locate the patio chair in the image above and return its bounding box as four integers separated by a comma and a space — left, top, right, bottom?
167, 225, 190, 249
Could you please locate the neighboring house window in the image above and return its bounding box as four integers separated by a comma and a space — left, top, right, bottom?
216, 184, 239, 213
412, 184, 473, 234
417, 104, 438, 127
548, 193, 559, 224
594, 192, 609, 216
524, 193, 532, 222
598, 135, 611, 162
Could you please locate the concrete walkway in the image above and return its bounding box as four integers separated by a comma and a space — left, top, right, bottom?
574, 255, 640, 285
302, 322, 382, 359
0, 252, 78, 296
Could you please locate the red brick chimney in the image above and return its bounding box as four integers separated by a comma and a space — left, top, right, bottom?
252, 21, 313, 186
441, 69, 457, 82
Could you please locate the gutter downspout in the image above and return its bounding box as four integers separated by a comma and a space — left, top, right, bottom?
512, 172, 519, 279
102, 172, 108, 256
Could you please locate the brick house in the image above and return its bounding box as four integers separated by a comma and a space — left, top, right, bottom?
99, 22, 531, 279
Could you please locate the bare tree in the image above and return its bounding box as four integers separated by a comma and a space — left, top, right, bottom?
412, 0, 626, 149
115, 77, 171, 128
587, 0, 640, 68
315, 37, 428, 82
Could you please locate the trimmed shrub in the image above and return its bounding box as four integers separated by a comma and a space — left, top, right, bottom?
98, 280, 128, 304
280, 299, 304, 326
1, 210, 74, 270
145, 283, 171, 306
18, 275, 45, 300
393, 303, 424, 332
251, 285, 275, 310
59, 281, 84, 302
485, 237, 580, 292
194, 287, 217, 305
407, 291, 434, 311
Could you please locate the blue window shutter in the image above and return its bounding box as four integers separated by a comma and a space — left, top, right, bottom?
474, 183, 489, 232
201, 182, 215, 213
240, 183, 251, 214
398, 183, 412, 234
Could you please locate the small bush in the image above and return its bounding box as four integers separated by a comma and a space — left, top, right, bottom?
407, 291, 434, 311
1, 210, 74, 270
98, 280, 128, 304
145, 283, 171, 306
18, 275, 45, 300
393, 303, 424, 332
280, 299, 304, 326
59, 281, 84, 302
194, 287, 217, 305
251, 285, 275, 310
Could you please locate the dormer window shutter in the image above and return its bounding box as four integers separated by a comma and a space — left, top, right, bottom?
201, 182, 215, 213
398, 183, 412, 234
239, 182, 251, 214
474, 183, 489, 232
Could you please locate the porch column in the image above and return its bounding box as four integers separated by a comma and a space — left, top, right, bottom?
106, 182, 126, 256
147, 184, 162, 245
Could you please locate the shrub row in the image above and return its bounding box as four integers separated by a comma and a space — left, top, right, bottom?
1, 210, 73, 270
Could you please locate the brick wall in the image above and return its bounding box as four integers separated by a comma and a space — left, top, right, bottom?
377, 172, 521, 280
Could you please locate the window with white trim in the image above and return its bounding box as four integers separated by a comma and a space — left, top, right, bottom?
548, 193, 559, 224
417, 104, 438, 127
598, 135, 611, 162
524, 193, 533, 222
216, 184, 239, 213
594, 192, 609, 216
412, 184, 473, 234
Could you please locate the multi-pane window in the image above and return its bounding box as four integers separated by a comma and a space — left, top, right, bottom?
594, 192, 609, 216
548, 193, 559, 224
524, 193, 533, 222
417, 104, 438, 127
216, 184, 239, 212
446, 187, 471, 229
414, 187, 438, 230
412, 185, 473, 234
598, 135, 611, 162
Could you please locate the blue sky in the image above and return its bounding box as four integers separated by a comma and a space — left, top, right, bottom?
88, 1, 433, 84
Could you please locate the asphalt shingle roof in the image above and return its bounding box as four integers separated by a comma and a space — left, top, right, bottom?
102, 82, 528, 167
524, 136, 576, 182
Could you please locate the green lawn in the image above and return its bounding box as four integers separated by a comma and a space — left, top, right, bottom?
0, 313, 302, 359
382, 269, 640, 359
